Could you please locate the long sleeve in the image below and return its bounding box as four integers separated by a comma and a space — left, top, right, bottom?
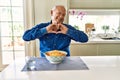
22, 24, 47, 41
66, 25, 88, 43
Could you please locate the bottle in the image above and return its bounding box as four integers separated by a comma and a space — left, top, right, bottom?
26, 56, 36, 70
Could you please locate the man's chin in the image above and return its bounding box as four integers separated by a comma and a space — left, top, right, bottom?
57, 21, 63, 24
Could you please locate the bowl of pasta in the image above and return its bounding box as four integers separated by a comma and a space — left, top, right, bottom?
44, 50, 67, 64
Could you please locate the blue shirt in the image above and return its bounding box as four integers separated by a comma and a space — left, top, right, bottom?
23, 21, 88, 57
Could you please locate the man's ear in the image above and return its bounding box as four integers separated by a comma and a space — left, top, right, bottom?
51, 10, 53, 16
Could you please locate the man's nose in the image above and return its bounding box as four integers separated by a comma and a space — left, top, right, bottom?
59, 15, 64, 18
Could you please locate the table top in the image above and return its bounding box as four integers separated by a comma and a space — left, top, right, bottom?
0, 56, 120, 80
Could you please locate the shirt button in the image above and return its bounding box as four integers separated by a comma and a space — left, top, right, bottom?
53, 44, 56, 48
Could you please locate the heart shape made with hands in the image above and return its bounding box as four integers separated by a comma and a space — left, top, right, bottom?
52, 24, 61, 32
52, 24, 62, 33
47, 24, 68, 34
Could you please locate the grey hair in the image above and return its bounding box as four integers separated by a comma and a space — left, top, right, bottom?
51, 5, 66, 11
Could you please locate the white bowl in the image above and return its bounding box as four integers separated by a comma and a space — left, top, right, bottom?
44, 50, 67, 64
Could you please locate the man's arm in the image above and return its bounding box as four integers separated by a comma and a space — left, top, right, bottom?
66, 28, 88, 42
63, 24, 88, 42
22, 24, 47, 41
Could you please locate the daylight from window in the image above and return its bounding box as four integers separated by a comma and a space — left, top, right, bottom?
69, 10, 120, 35
0, 0, 25, 64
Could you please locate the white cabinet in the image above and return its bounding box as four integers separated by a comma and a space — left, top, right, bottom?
98, 44, 120, 55
70, 44, 98, 56
70, 43, 120, 56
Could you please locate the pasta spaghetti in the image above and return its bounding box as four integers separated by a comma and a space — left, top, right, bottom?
46, 50, 66, 56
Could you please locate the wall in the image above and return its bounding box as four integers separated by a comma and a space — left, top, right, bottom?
34, 0, 69, 24
0, 54, 2, 71
33, 0, 120, 26
70, 0, 120, 9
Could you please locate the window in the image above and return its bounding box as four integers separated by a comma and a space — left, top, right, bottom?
69, 9, 120, 34
0, 0, 25, 65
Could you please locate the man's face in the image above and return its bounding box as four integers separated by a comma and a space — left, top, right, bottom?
51, 6, 66, 24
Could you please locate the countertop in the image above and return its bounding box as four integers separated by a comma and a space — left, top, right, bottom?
71, 37, 120, 44
0, 56, 120, 80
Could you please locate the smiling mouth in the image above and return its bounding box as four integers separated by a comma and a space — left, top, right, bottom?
56, 18, 63, 23
56, 20, 60, 23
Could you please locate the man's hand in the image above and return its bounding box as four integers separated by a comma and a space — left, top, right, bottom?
57, 24, 68, 34
46, 23, 68, 34
46, 24, 59, 33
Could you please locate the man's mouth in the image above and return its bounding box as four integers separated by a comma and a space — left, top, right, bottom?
56, 20, 63, 24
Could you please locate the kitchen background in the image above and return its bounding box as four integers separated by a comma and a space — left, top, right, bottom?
0, 0, 120, 71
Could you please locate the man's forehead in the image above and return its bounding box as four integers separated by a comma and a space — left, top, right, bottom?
55, 9, 66, 14
52, 5, 66, 11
